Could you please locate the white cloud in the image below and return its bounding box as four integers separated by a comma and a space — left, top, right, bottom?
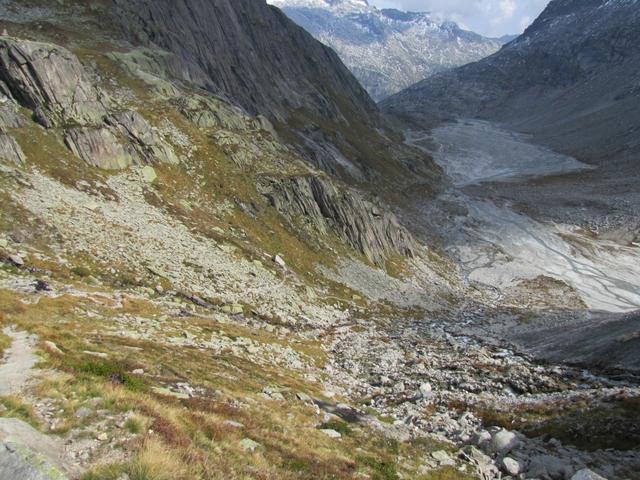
368, 0, 550, 37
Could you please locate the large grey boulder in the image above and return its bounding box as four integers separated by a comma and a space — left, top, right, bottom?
570, 469, 607, 480
0, 37, 106, 127
0, 418, 70, 480
488, 428, 520, 455
65, 127, 134, 170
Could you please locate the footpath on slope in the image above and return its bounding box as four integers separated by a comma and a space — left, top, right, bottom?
0, 327, 70, 480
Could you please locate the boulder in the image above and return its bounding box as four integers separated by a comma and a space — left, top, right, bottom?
500, 456, 522, 476
141, 166, 157, 183
419, 382, 433, 398
8, 254, 24, 267
570, 469, 607, 480
488, 428, 520, 455
272, 254, 286, 268
0, 418, 70, 479
0, 37, 106, 127
320, 429, 342, 439
65, 127, 133, 170
431, 450, 455, 466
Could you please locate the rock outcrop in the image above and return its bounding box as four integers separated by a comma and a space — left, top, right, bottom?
258, 174, 417, 265
0, 133, 24, 164
64, 127, 134, 170
0, 418, 70, 480
107, 111, 178, 165
0, 36, 179, 170
0, 37, 106, 128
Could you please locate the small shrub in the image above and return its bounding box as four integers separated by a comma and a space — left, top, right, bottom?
71, 266, 91, 277
357, 455, 399, 480
70, 359, 147, 393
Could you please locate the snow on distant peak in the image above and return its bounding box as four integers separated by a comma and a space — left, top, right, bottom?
269, 0, 506, 101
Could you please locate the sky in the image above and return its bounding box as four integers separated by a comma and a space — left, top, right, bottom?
368, 0, 550, 37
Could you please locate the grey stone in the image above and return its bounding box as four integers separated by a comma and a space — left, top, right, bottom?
141, 166, 157, 183
272, 254, 286, 268
489, 428, 520, 454
296, 392, 312, 402
431, 450, 454, 466
320, 429, 341, 439
0, 418, 69, 479
419, 382, 433, 397
222, 420, 244, 429
8, 254, 23, 267
500, 457, 522, 476
570, 469, 607, 480
74, 407, 93, 420
43, 342, 62, 355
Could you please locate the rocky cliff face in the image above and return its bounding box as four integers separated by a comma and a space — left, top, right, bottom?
112, 0, 377, 125
382, 0, 640, 165
258, 174, 417, 265
0, 36, 178, 170
0, 1, 424, 266
270, 0, 506, 101
110, 0, 439, 189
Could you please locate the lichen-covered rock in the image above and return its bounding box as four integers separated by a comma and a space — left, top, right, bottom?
0, 37, 106, 127
0, 133, 25, 164
65, 127, 133, 170
258, 174, 417, 265
0, 418, 69, 480
108, 111, 178, 164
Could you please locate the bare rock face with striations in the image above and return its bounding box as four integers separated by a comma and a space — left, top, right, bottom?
0, 36, 179, 170
258, 174, 417, 265
0, 37, 107, 128
112, 0, 378, 125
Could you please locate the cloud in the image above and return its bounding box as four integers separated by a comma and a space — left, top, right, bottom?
369, 0, 550, 37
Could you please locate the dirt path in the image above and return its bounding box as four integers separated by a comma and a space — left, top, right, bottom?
0, 327, 38, 396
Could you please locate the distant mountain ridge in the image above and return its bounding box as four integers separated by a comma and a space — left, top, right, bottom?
269, 0, 508, 101
381, 0, 640, 166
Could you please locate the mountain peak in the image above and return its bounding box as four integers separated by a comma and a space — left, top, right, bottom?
271, 0, 506, 100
